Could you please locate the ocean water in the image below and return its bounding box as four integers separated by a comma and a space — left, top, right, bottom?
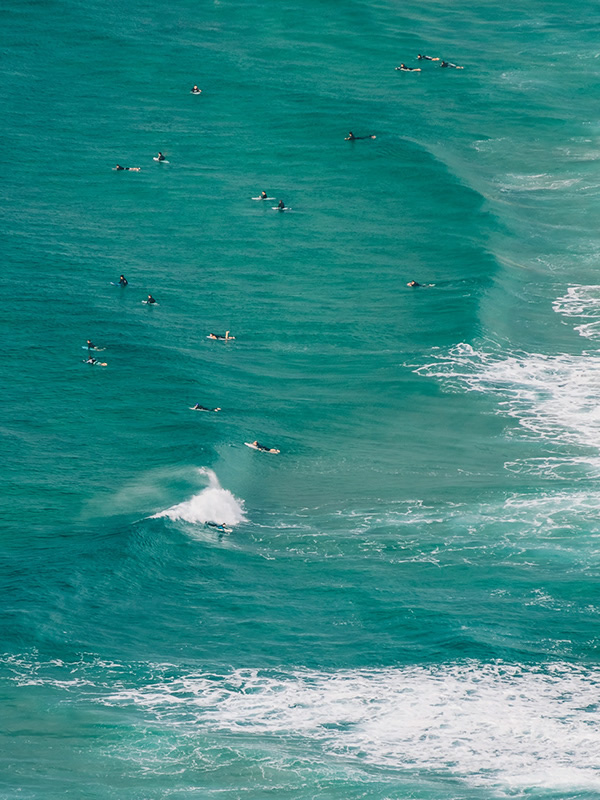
2, 0, 600, 797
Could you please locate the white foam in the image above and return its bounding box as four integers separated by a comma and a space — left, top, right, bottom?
413, 343, 600, 466
97, 661, 600, 793
151, 468, 246, 526
553, 285, 600, 339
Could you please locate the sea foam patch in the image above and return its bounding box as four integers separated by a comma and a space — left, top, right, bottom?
553, 284, 600, 339
3, 655, 599, 793
412, 343, 600, 464
96, 661, 600, 793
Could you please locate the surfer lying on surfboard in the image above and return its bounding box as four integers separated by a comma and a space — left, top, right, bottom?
206, 522, 232, 533
191, 404, 221, 412
208, 331, 235, 340
247, 440, 280, 454
83, 356, 107, 366
345, 131, 376, 140
115, 165, 140, 171
440, 61, 463, 69
396, 64, 421, 71
417, 54, 440, 61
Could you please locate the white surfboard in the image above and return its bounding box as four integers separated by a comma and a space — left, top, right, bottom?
272, 206, 292, 211
189, 406, 221, 412
153, 157, 169, 163
252, 196, 275, 200
142, 300, 159, 305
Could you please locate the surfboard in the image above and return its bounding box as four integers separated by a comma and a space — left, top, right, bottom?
245, 442, 280, 454
191, 90, 202, 94
272, 206, 292, 211
206, 335, 235, 340
252, 197, 275, 200
153, 157, 169, 163
82, 346, 106, 352
83, 360, 107, 366
142, 300, 159, 305
109, 281, 128, 286
189, 406, 221, 412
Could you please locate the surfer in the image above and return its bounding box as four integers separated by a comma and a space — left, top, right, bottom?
345, 131, 376, 140
115, 165, 140, 171
440, 61, 463, 69
396, 64, 421, 71
206, 522, 230, 532
156, 152, 166, 161
86, 339, 95, 349
260, 191, 268, 199
417, 54, 439, 61
146, 294, 157, 304
277, 199, 286, 210
191, 85, 202, 94
251, 441, 279, 454
85, 356, 97, 364
407, 280, 421, 287
119, 275, 128, 286
192, 403, 221, 412
208, 331, 235, 340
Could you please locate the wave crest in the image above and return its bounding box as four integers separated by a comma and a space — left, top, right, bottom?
151, 468, 246, 526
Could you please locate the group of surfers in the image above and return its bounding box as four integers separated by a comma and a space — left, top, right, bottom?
105, 72, 442, 470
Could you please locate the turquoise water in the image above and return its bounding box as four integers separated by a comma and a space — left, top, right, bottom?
2, 0, 600, 797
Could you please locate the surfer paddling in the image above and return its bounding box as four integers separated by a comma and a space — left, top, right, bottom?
248, 441, 280, 454
396, 64, 421, 72
417, 54, 440, 61
115, 165, 140, 171
345, 131, 376, 140
208, 331, 235, 340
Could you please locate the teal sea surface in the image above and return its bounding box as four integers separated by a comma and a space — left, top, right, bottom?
2, 0, 600, 797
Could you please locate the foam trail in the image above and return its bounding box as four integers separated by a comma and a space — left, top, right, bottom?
151, 468, 246, 526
